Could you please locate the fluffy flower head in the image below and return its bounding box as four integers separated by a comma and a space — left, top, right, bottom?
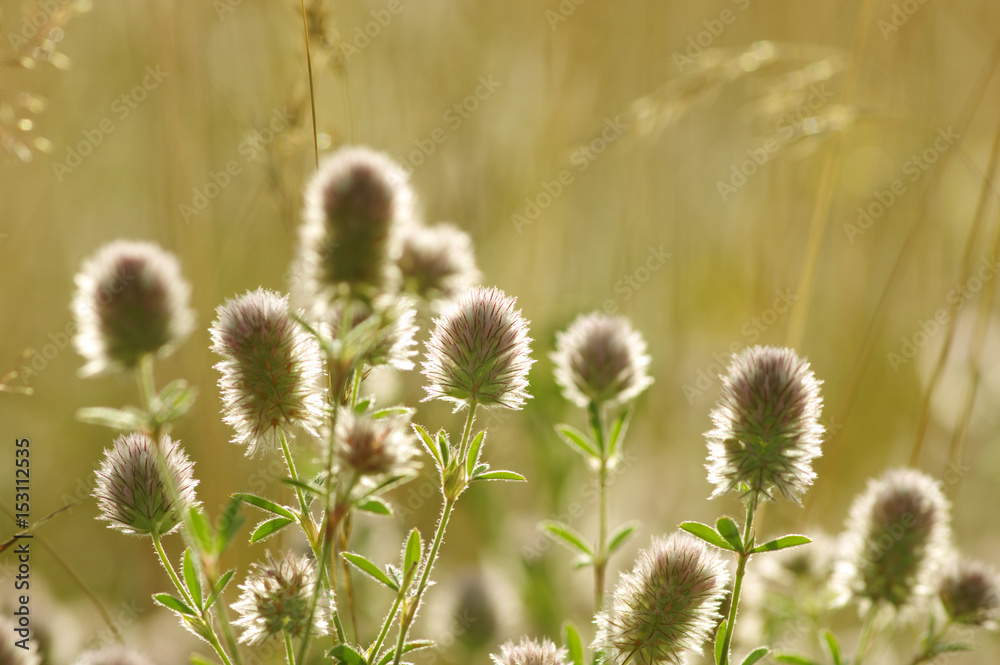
939, 559, 1000, 628
490, 638, 570, 665
335, 408, 420, 477
232, 551, 329, 645
397, 222, 480, 304
72, 646, 155, 665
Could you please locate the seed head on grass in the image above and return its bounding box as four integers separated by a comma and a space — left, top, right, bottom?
297, 146, 413, 306
422, 286, 534, 410
938, 559, 1000, 628
335, 408, 420, 478
72, 646, 155, 665
232, 551, 329, 645
93, 432, 199, 537
397, 222, 480, 305
72, 240, 194, 377
831, 468, 951, 612
595, 533, 730, 665
551, 312, 653, 409
210, 289, 325, 456
704, 345, 824, 507
490, 638, 570, 665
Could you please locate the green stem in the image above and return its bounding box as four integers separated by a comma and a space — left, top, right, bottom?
392, 498, 456, 665
279, 430, 315, 542
456, 403, 479, 468
855, 605, 878, 665
367, 591, 404, 662
595, 460, 609, 614
719, 501, 756, 665
285, 633, 297, 665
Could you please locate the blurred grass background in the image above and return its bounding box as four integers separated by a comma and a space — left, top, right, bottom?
3, 0, 1000, 662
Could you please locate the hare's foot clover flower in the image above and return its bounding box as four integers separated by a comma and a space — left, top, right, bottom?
71, 646, 155, 665
705, 345, 824, 507
93, 432, 199, 537
397, 222, 480, 306
552, 312, 653, 409
939, 559, 1000, 628
210, 288, 325, 456
72, 240, 194, 377
595, 533, 730, 665
322, 295, 418, 371
232, 551, 329, 645
0, 617, 40, 665
831, 468, 951, 613
335, 408, 420, 479
422, 286, 534, 411
297, 146, 413, 307
490, 638, 570, 665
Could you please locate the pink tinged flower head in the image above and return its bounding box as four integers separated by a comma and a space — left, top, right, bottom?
72, 240, 194, 377
232, 551, 329, 645
335, 408, 420, 478
704, 345, 824, 506
93, 432, 199, 537
831, 468, 952, 612
323, 295, 418, 371
422, 286, 534, 410
298, 146, 413, 305
939, 559, 1000, 628
397, 222, 480, 304
490, 638, 570, 665
71, 645, 155, 665
210, 289, 325, 456
595, 533, 731, 665
551, 312, 653, 409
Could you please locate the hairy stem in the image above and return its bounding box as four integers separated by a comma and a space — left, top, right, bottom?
855, 605, 878, 665
719, 501, 756, 665
367, 591, 404, 662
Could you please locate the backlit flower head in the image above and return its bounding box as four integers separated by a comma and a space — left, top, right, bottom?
422, 286, 533, 410
595, 533, 730, 665
322, 295, 418, 371
93, 432, 199, 537
232, 551, 329, 645
297, 146, 413, 306
72, 645, 155, 665
704, 345, 824, 507
552, 312, 653, 409
0, 617, 40, 665
831, 468, 952, 612
490, 638, 570, 665
210, 289, 325, 456
397, 222, 480, 305
72, 240, 194, 377
939, 559, 1000, 628
335, 408, 419, 478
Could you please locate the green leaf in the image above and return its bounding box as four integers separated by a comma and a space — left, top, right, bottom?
466, 430, 486, 477
607, 522, 640, 556
555, 424, 600, 459
373, 406, 413, 420
281, 477, 326, 497
541, 521, 593, 556
716, 517, 744, 553
403, 528, 423, 586
680, 521, 735, 551
249, 517, 294, 543
563, 621, 584, 665
436, 430, 451, 467
188, 507, 214, 553
328, 643, 367, 665
374, 640, 435, 665
182, 549, 202, 607
740, 647, 768, 665
204, 570, 235, 610
607, 407, 633, 458
822, 630, 842, 665
356, 497, 393, 517
153, 593, 197, 616
232, 493, 297, 520
354, 397, 373, 414
774, 655, 818, 665
715, 619, 727, 665
341, 552, 399, 591
156, 379, 197, 423
188, 655, 220, 665
75, 406, 146, 431
413, 424, 442, 468
215, 496, 244, 555
927, 642, 973, 656
472, 469, 526, 482
751, 534, 812, 554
